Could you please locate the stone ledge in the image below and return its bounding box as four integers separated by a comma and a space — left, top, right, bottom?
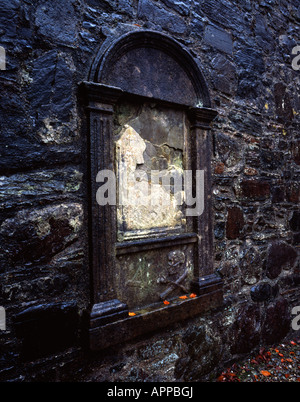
89, 283, 223, 351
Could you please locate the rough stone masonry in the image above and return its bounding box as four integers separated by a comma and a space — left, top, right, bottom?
0, 0, 300, 382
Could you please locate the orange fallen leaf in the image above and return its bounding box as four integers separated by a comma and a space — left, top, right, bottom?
286, 358, 293, 363
285, 374, 290, 379
179, 295, 188, 299
278, 353, 284, 357
297, 378, 300, 382
163, 300, 170, 305
290, 341, 297, 345
260, 370, 271, 377
128, 312, 136, 316
189, 293, 197, 298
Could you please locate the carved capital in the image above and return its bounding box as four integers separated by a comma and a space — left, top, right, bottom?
80, 81, 123, 111
188, 107, 218, 129
90, 299, 128, 329
191, 273, 223, 296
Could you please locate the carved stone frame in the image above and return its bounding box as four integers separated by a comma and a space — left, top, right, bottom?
80, 31, 223, 350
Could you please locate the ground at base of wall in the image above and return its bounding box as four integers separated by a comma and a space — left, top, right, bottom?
215, 337, 300, 382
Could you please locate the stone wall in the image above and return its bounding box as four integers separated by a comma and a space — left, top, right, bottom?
0, 0, 300, 381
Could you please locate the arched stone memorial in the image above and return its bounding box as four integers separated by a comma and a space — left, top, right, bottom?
80, 30, 223, 350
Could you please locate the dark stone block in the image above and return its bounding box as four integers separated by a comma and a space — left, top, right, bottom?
260, 150, 283, 170
211, 55, 236, 95
190, 15, 205, 37
204, 24, 233, 54
239, 246, 262, 285
28, 51, 74, 122
116, 0, 135, 15
51, 58, 74, 121
230, 304, 261, 354
286, 183, 300, 203
195, 0, 242, 30
250, 282, 274, 302
274, 83, 294, 124
174, 323, 222, 381
0, 0, 20, 38
265, 241, 298, 279
0, 85, 29, 133
235, 47, 265, 75
293, 232, 300, 245
261, 298, 290, 345
0, 204, 82, 266
237, 76, 260, 99
271, 185, 285, 203
234, 47, 265, 98
84, 0, 114, 11
290, 211, 300, 232
292, 140, 300, 165
14, 301, 79, 360
35, 0, 77, 45
215, 133, 241, 167
0, 134, 81, 174
226, 206, 244, 240
245, 150, 261, 168
240, 178, 270, 200
137, 0, 187, 34
278, 273, 300, 290
161, 0, 191, 16
229, 112, 262, 136
254, 14, 274, 52
28, 50, 57, 110
214, 222, 225, 240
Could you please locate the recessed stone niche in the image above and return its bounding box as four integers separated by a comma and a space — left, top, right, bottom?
114, 101, 194, 309
80, 30, 223, 350
115, 102, 188, 241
